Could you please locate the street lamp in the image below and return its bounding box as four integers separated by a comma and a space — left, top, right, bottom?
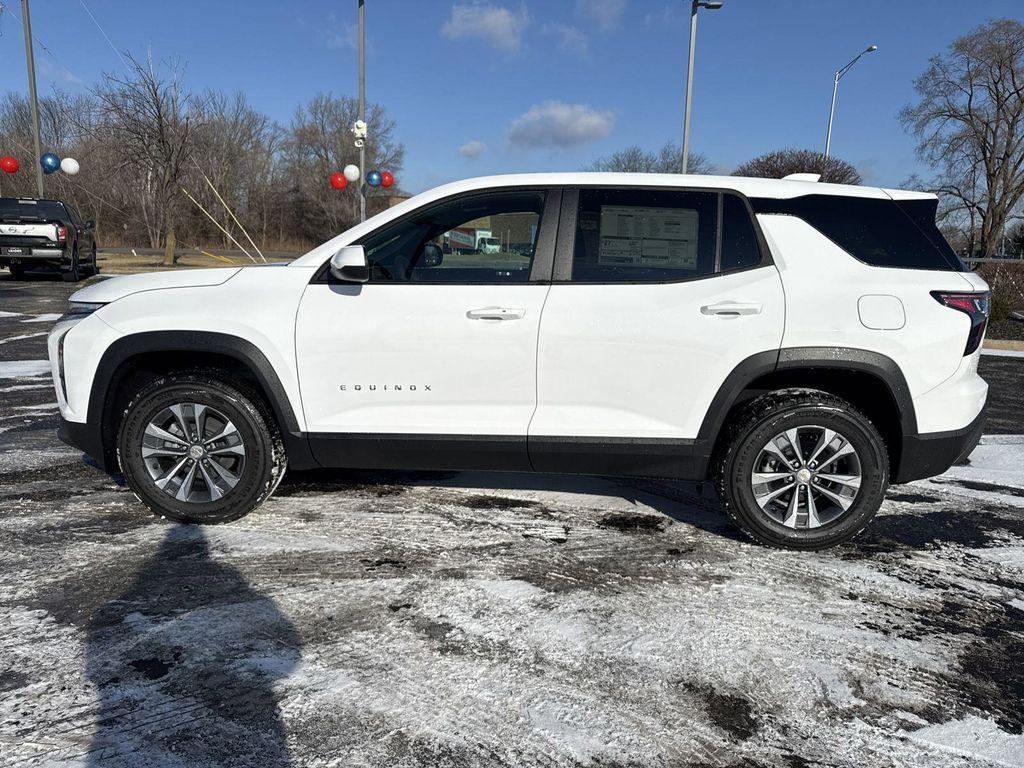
823, 44, 877, 161
681, 0, 723, 174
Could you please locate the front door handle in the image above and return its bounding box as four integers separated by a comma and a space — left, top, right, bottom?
700, 301, 763, 317
466, 306, 526, 321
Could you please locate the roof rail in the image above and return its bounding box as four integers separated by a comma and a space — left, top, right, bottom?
782, 173, 821, 182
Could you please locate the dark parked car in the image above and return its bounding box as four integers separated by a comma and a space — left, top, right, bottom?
0, 197, 97, 281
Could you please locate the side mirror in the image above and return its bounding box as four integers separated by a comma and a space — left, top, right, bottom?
329, 245, 369, 283
84, 220, 95, 230
421, 242, 444, 268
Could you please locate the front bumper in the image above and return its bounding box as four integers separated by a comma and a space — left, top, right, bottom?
57, 415, 116, 472
894, 406, 986, 483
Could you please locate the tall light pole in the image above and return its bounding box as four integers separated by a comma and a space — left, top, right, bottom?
21, 0, 44, 198
357, 0, 366, 223
823, 44, 877, 161
681, 0, 723, 174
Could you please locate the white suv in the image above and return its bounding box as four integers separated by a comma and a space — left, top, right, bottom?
48, 173, 989, 549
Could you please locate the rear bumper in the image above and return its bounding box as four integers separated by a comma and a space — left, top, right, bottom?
894, 406, 986, 483
1, 249, 64, 259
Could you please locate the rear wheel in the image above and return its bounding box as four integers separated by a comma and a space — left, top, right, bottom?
61, 249, 81, 282
117, 373, 287, 523
713, 389, 889, 550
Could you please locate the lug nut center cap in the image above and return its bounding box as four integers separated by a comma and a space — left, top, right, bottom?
188, 444, 205, 460
796, 468, 812, 484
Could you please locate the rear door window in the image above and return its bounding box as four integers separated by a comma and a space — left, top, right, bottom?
751, 194, 964, 271
570, 188, 763, 282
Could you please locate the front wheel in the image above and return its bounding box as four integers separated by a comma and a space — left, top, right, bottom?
117, 373, 287, 523
713, 389, 889, 550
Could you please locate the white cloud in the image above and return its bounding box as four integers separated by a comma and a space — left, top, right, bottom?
441, 4, 529, 53
542, 22, 588, 58
508, 101, 615, 149
37, 57, 83, 86
575, 0, 627, 30
458, 140, 487, 158
326, 23, 359, 50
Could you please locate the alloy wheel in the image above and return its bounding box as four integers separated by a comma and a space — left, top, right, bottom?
140, 402, 246, 503
749, 425, 862, 529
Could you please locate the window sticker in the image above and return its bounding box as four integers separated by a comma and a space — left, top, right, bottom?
598, 205, 699, 269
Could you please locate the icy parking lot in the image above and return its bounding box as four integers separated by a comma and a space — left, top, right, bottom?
2, 274, 1023, 767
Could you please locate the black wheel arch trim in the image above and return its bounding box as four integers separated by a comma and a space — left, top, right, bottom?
692, 346, 918, 477
85, 330, 316, 471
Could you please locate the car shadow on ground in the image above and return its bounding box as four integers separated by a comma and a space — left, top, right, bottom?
278, 467, 747, 542
83, 525, 301, 766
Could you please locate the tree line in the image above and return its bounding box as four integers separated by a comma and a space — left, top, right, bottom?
0, 55, 404, 264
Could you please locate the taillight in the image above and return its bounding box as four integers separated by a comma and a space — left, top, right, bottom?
931, 290, 990, 355
56, 225, 67, 243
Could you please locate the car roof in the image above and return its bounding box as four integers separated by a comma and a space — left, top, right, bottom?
290, 172, 935, 267
0, 197, 67, 205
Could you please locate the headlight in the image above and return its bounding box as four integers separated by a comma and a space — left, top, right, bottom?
56, 302, 106, 324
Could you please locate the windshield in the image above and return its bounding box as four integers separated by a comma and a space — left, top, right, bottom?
0, 199, 67, 222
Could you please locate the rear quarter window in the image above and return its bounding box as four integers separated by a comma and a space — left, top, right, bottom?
751, 194, 965, 272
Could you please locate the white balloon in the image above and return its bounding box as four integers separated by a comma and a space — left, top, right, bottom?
343, 164, 360, 182
60, 157, 80, 175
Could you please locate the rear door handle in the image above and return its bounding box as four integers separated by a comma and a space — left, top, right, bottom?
700, 301, 763, 317
466, 306, 526, 321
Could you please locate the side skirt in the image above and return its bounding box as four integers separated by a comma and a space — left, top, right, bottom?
307, 432, 700, 479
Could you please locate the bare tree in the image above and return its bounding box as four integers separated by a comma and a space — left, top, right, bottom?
94, 55, 204, 264
589, 142, 712, 174
282, 94, 404, 243
732, 148, 861, 184
0, 82, 404, 258
901, 18, 1024, 258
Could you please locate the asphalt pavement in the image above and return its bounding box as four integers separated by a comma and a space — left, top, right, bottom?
2, 271, 1024, 768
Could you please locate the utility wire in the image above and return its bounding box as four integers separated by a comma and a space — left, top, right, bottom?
78, 0, 129, 70
0, 2, 79, 81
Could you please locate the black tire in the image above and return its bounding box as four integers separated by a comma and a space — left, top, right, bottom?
117, 373, 287, 524
712, 388, 889, 550
61, 248, 81, 282
8, 265, 25, 280
86, 246, 99, 276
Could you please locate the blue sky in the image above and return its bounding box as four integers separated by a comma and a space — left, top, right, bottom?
1, 0, 1021, 193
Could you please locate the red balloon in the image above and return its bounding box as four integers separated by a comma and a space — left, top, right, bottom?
0, 156, 19, 174
330, 171, 347, 190
380, 170, 394, 188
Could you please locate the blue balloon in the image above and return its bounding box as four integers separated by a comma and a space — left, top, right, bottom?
40, 152, 60, 174
366, 170, 382, 187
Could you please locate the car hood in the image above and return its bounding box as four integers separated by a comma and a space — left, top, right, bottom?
70, 268, 242, 304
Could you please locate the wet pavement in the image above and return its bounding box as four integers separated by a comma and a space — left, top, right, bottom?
2, 271, 1024, 767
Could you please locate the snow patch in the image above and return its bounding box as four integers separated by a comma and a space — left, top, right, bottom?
0, 332, 48, 346
475, 579, 545, 601
969, 546, 1024, 570
22, 313, 62, 323
0, 360, 51, 379
0, 311, 22, 318
910, 716, 1024, 767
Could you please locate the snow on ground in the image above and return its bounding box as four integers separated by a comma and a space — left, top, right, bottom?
1, 433, 1023, 768
21, 313, 63, 323
0, 360, 51, 379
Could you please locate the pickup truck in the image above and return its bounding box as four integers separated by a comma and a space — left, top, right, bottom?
0, 197, 98, 282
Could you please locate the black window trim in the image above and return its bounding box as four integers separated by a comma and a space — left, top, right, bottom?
311, 185, 562, 286
551, 184, 774, 286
